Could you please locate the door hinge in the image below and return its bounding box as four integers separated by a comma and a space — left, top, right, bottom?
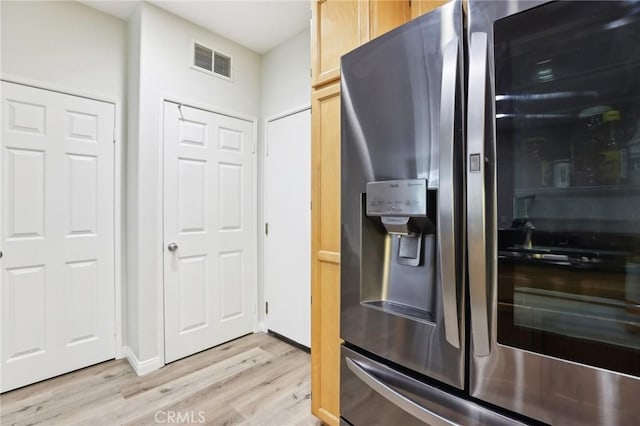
265, 301, 269, 315
265, 222, 269, 236
113, 139, 116, 144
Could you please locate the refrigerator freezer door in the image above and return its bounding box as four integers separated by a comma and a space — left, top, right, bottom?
340, 346, 524, 426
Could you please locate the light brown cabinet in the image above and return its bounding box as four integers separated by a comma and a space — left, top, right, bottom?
310, 81, 341, 426
311, 0, 369, 88
311, 1, 447, 424
410, 0, 449, 19
370, 1, 411, 40
311, 0, 416, 89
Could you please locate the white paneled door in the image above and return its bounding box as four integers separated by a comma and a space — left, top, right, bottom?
163, 102, 255, 363
265, 109, 311, 347
1, 82, 115, 392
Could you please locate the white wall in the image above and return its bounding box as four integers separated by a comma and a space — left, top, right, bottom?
261, 29, 311, 119
126, 2, 262, 367
1, 1, 126, 102
127, 5, 142, 360
259, 29, 311, 325
1, 0, 129, 354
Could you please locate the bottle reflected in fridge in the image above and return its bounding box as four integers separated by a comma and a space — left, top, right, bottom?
628, 118, 640, 185
573, 106, 609, 186
599, 110, 628, 184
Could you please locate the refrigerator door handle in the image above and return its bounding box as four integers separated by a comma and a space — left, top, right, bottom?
466, 32, 491, 357
438, 37, 461, 349
345, 358, 457, 426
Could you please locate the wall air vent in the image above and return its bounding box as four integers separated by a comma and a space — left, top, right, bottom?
214, 52, 232, 78
192, 41, 233, 81
193, 43, 213, 72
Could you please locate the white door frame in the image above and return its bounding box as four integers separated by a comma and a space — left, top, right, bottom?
0, 75, 123, 358
262, 104, 311, 334
158, 94, 258, 366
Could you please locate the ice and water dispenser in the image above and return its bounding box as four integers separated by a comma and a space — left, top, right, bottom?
360, 179, 438, 322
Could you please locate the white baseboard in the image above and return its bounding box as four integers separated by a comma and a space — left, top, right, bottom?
257, 321, 268, 333
123, 346, 163, 376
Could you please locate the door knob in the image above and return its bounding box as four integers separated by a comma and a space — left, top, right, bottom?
168, 243, 178, 252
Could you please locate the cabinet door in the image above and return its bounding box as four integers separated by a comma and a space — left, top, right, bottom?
370, 0, 411, 40
311, 81, 341, 426
410, 0, 448, 19
312, 0, 369, 87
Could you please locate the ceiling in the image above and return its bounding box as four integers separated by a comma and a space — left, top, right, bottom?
80, 0, 310, 54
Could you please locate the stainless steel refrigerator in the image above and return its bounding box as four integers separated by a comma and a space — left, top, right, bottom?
340, 1, 640, 425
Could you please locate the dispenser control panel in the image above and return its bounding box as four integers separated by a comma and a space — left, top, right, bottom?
366, 179, 427, 217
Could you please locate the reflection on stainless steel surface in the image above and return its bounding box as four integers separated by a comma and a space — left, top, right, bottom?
345, 357, 456, 426
467, 30, 491, 358
496, 91, 600, 102
472, 345, 640, 425
340, 0, 465, 394
439, 37, 463, 349
498, 244, 625, 267
510, 287, 640, 350
495, 113, 576, 120
341, 347, 524, 426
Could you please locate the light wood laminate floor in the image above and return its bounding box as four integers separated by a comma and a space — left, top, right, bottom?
0, 332, 322, 426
